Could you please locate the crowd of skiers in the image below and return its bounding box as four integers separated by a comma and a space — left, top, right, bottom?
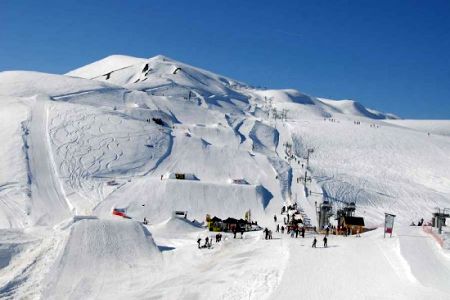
197, 232, 224, 249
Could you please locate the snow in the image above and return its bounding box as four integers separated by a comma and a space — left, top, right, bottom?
43, 219, 161, 299
0, 54, 449, 299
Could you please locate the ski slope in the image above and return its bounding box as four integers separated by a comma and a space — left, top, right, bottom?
0, 54, 449, 299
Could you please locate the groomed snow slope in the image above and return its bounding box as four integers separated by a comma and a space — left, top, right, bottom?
0, 54, 449, 299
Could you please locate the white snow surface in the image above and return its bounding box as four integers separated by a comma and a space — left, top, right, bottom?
0, 54, 449, 299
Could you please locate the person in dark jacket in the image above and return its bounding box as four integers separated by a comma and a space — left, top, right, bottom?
312, 237, 317, 248
323, 236, 328, 248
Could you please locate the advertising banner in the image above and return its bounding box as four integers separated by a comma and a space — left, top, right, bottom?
384, 213, 396, 238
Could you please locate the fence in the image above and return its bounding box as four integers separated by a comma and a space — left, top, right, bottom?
422, 225, 444, 248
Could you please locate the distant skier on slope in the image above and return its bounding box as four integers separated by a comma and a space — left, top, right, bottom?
312, 237, 317, 248
197, 238, 201, 249
323, 236, 328, 248
264, 228, 269, 240
274, 215, 277, 222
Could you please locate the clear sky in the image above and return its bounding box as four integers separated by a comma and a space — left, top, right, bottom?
1, 0, 450, 119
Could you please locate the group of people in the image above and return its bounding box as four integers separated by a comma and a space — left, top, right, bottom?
197, 236, 213, 249
324, 118, 339, 123
263, 228, 273, 240
215, 233, 223, 242
410, 218, 425, 226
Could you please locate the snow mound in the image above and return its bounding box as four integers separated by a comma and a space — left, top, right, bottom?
249, 120, 279, 155
152, 216, 204, 236
253, 89, 316, 105
0, 71, 118, 98
94, 178, 270, 223
318, 98, 399, 120
66, 55, 148, 79
44, 219, 161, 299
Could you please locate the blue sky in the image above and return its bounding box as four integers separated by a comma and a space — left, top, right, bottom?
1, 0, 450, 119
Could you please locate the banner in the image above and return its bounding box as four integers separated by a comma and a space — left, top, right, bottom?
384, 213, 396, 238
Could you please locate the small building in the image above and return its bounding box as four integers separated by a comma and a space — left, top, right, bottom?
338, 216, 365, 235
163, 172, 198, 180
208, 216, 224, 232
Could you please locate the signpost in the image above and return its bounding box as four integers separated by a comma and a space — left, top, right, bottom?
384, 213, 396, 238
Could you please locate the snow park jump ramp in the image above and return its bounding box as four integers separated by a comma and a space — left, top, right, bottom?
94, 177, 272, 223
43, 219, 162, 300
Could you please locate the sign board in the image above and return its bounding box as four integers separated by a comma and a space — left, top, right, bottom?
384, 213, 396, 238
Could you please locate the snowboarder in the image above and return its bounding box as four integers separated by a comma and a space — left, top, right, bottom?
323, 236, 328, 248
197, 238, 201, 249
312, 237, 317, 248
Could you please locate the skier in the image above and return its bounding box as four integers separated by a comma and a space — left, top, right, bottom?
312, 237, 317, 248
143, 217, 148, 225
301, 227, 305, 238
276, 224, 280, 232
274, 215, 277, 222
281, 226, 285, 234
197, 238, 201, 249
264, 228, 269, 240
323, 236, 328, 248
204, 237, 209, 248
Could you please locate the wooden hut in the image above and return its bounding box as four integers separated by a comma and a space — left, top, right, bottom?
338, 216, 365, 235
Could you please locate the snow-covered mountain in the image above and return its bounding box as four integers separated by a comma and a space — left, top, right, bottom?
0, 54, 449, 299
